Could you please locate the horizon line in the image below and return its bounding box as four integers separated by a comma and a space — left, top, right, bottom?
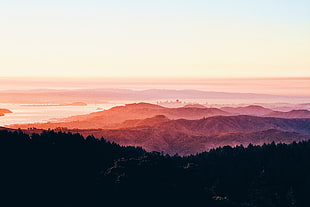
1, 76, 310, 80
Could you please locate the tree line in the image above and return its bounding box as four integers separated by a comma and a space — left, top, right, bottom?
0, 129, 310, 206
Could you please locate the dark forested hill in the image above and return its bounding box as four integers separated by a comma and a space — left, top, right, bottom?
63, 128, 310, 155
1, 129, 310, 207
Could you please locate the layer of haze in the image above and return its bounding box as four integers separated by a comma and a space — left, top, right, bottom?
1, 0, 310, 78
1, 77, 309, 97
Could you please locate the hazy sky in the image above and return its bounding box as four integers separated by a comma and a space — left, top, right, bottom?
0, 0, 309, 78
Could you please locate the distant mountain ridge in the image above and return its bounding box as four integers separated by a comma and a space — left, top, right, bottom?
221, 105, 310, 118
183, 104, 207, 108
220, 105, 273, 116
1, 88, 307, 104
118, 115, 170, 129
264, 109, 310, 119
9, 102, 230, 129
7, 102, 310, 155
153, 115, 310, 136
8, 102, 310, 135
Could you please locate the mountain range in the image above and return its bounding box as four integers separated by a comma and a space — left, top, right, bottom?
220, 105, 273, 116
9, 103, 230, 129
8, 102, 310, 155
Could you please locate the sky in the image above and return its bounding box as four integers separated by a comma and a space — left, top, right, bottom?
0, 0, 309, 78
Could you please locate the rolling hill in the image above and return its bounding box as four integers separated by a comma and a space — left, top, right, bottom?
7, 102, 310, 155
264, 109, 310, 119
9, 102, 230, 129
220, 105, 273, 116
15, 115, 310, 155
49, 127, 310, 155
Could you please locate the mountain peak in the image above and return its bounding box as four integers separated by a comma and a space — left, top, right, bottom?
245, 105, 266, 109
124, 102, 164, 109
183, 104, 206, 108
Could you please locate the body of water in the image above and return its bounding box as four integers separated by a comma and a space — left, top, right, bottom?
0, 103, 116, 126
